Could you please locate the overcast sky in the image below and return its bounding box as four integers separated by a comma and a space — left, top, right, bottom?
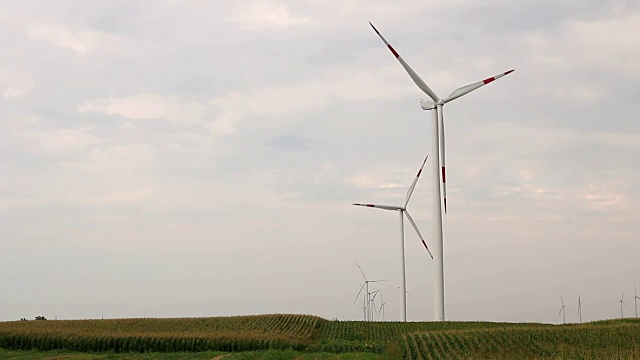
1, 0, 639, 324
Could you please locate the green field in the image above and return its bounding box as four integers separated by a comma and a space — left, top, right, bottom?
1, 315, 640, 359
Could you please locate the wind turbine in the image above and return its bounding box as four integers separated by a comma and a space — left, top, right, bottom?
378, 291, 386, 321
369, 290, 380, 321
577, 295, 583, 324
353, 262, 385, 322
369, 22, 514, 321
619, 291, 626, 319
634, 283, 639, 318
558, 296, 566, 324
353, 155, 433, 322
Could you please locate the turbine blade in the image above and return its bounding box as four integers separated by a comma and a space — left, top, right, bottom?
369, 22, 440, 102
356, 261, 366, 280
443, 69, 515, 103
438, 108, 447, 214
405, 155, 428, 207
354, 282, 366, 304
353, 203, 403, 211
405, 210, 433, 259
558, 307, 564, 316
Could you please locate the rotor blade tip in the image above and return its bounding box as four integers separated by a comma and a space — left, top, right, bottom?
505, 69, 515, 75
369, 22, 379, 34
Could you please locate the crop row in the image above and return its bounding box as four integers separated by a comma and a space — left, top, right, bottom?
0, 314, 322, 353
400, 323, 640, 360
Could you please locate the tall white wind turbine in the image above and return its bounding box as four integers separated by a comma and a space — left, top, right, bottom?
353, 155, 433, 322
370, 22, 514, 321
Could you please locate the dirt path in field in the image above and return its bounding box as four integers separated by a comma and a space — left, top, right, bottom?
209, 356, 226, 360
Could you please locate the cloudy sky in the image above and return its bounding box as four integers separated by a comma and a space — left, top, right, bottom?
1, 0, 639, 324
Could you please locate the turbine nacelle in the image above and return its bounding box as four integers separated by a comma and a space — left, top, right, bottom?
420, 100, 436, 110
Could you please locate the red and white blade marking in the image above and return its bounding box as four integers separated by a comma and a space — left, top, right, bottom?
442, 166, 447, 214
405, 155, 429, 207
443, 69, 515, 103
353, 203, 403, 211
405, 210, 433, 259
369, 22, 440, 102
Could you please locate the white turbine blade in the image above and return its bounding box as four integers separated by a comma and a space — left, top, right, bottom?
405, 155, 428, 207
353, 203, 403, 211
622, 291, 625, 301
404, 210, 433, 259
354, 282, 366, 303
369, 22, 440, 102
356, 261, 367, 280
558, 307, 564, 316
368, 279, 387, 283
561, 296, 564, 306
443, 69, 515, 103
438, 107, 447, 214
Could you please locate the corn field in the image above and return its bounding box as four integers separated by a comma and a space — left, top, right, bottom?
0, 314, 322, 352
1, 315, 639, 359
399, 322, 640, 359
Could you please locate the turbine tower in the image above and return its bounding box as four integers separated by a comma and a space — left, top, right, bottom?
353, 155, 433, 322
369, 22, 514, 321
558, 296, 566, 324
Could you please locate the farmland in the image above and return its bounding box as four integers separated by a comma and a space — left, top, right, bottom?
1, 315, 640, 359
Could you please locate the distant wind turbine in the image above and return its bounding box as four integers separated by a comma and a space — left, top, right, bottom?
634, 283, 639, 318
353, 262, 385, 322
378, 291, 386, 321
577, 295, 583, 324
619, 291, 627, 319
558, 296, 567, 324
353, 155, 433, 322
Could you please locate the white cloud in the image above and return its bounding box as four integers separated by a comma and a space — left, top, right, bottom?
0, 69, 33, 99
27, 23, 102, 54
77, 94, 206, 125
14, 128, 103, 153
209, 64, 417, 134
229, 1, 314, 30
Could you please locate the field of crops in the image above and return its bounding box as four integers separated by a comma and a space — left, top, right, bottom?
400, 322, 640, 359
1, 315, 640, 359
0, 314, 321, 352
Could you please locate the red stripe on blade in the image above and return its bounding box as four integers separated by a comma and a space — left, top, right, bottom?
388, 45, 399, 58
483, 77, 496, 85
417, 169, 422, 177
366, 204, 375, 207
505, 69, 515, 75
441, 167, 446, 183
